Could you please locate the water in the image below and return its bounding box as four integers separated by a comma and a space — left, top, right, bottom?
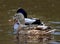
0, 0, 60, 44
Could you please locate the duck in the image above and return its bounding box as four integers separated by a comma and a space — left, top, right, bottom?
14, 8, 44, 25
9, 8, 54, 32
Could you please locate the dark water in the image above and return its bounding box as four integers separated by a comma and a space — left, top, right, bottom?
0, 0, 60, 44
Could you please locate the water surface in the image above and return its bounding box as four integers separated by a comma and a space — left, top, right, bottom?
0, 0, 60, 44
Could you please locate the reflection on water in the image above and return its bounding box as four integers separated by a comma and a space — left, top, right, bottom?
17, 33, 54, 44
55, 26, 60, 29
48, 41, 60, 44
0, 0, 60, 44
50, 21, 60, 24
53, 32, 60, 35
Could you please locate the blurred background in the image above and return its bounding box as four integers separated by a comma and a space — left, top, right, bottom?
0, 0, 60, 44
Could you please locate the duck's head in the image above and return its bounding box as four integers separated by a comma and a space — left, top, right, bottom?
16, 8, 27, 18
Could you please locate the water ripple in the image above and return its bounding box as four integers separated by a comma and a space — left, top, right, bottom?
55, 26, 60, 29
48, 41, 60, 44
52, 32, 60, 35
50, 21, 60, 24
